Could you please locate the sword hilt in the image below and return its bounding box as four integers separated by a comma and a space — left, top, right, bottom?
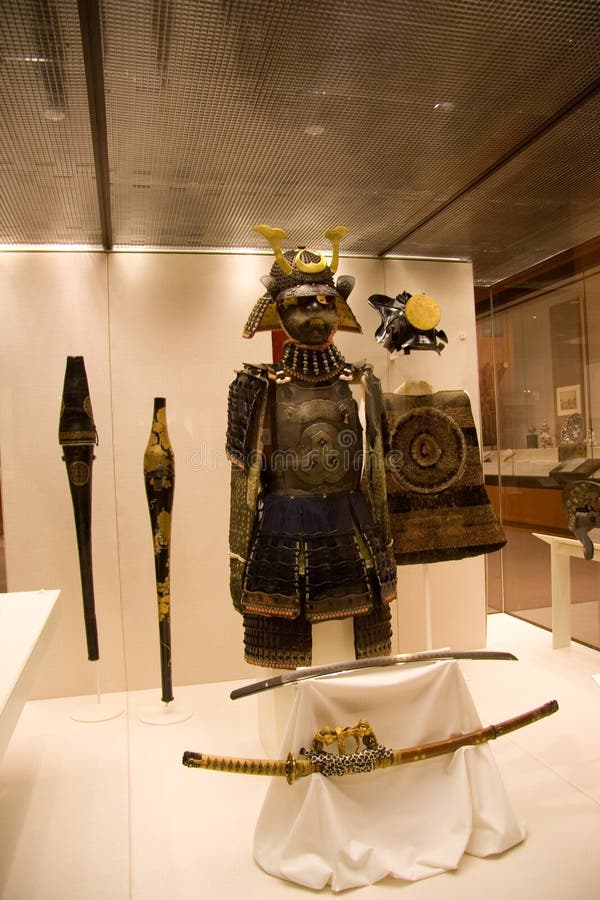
181, 750, 313, 783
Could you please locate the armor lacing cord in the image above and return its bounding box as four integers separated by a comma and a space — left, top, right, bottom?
278, 342, 347, 384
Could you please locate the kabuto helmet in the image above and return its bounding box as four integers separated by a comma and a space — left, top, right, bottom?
368, 290, 448, 355
243, 225, 362, 338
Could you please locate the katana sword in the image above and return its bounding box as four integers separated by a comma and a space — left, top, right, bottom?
182, 700, 558, 785
229, 650, 518, 700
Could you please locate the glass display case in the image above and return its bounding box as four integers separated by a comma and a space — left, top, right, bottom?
477, 240, 600, 649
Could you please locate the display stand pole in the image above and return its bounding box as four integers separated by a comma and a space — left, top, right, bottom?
393, 379, 436, 653
422, 564, 433, 651
70, 661, 124, 723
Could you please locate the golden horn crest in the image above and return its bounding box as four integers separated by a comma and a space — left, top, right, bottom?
253, 224, 293, 275
324, 226, 349, 274
294, 248, 327, 273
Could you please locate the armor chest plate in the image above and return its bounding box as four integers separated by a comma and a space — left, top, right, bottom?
269, 380, 362, 494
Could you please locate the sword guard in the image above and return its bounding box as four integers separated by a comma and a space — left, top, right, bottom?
311, 719, 379, 755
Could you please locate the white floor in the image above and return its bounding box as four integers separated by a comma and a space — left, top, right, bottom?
1, 613, 600, 900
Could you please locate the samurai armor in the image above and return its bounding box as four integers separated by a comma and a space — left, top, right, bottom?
242, 491, 386, 621
383, 391, 506, 564
227, 364, 396, 668
243, 586, 392, 669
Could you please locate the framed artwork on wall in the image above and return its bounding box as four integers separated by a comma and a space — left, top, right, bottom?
556, 384, 581, 417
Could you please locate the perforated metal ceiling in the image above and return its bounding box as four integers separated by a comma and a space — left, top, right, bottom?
0, 0, 599, 284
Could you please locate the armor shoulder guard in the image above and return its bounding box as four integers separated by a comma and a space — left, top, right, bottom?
341, 359, 373, 383
226, 364, 270, 470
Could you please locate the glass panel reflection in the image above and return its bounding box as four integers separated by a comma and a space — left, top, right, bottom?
477, 245, 600, 649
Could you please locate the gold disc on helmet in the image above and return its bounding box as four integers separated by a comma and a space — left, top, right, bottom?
405, 293, 441, 331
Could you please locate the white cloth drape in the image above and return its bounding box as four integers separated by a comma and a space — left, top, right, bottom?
254, 660, 525, 890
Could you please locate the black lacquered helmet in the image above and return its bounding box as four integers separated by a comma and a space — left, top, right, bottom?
243, 225, 361, 338
369, 291, 448, 355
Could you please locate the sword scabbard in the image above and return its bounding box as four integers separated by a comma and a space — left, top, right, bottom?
183, 701, 559, 785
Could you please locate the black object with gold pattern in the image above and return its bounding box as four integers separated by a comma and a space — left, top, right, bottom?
369, 291, 448, 354
144, 398, 176, 703
242, 225, 361, 338
58, 355, 100, 661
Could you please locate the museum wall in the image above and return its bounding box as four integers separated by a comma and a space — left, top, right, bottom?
0, 250, 483, 700
0, 252, 125, 698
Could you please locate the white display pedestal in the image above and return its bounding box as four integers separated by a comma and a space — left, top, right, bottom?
0, 588, 60, 760
254, 660, 526, 890
258, 618, 356, 756
533, 532, 600, 649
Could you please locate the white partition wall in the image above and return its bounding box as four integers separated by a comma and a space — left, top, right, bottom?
0, 250, 482, 699
0, 252, 126, 698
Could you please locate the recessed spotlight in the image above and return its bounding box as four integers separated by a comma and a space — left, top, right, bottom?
433, 100, 455, 111
44, 109, 65, 122
9, 55, 48, 63
304, 124, 325, 136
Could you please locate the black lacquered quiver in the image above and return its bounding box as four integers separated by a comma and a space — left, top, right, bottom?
143, 397, 175, 703
58, 355, 99, 661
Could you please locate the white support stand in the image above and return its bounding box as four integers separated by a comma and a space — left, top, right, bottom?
70, 661, 124, 723
254, 661, 526, 890
136, 700, 192, 726
395, 379, 435, 653
533, 531, 600, 649
422, 564, 433, 650
258, 618, 355, 756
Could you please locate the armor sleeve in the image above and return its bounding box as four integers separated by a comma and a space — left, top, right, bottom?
361, 368, 393, 546
226, 366, 269, 470
226, 366, 270, 611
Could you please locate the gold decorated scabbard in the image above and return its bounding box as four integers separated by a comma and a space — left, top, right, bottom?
58, 355, 100, 662
183, 700, 558, 785
144, 397, 175, 703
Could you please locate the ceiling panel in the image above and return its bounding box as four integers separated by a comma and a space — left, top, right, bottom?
389, 91, 600, 285
0, 0, 599, 285
0, 0, 102, 245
